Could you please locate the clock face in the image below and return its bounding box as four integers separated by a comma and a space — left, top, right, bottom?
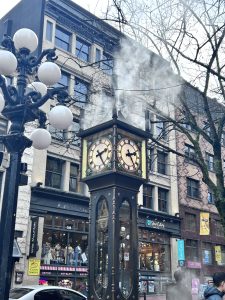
117, 138, 140, 172
88, 138, 112, 171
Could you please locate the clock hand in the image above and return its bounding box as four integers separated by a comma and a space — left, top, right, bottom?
96, 149, 107, 165
126, 149, 135, 166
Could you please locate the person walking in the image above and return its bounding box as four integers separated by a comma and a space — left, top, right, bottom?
204, 272, 225, 300
166, 269, 192, 300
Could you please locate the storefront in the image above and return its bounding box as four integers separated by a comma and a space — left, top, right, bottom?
30, 187, 89, 291
138, 208, 181, 296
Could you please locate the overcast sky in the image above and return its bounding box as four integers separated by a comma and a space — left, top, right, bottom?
0, 0, 108, 19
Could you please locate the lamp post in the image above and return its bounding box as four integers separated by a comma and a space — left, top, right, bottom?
0, 28, 73, 299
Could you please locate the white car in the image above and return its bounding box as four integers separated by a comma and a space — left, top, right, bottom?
9, 285, 87, 300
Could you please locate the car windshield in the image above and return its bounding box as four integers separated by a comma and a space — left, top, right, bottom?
9, 288, 34, 299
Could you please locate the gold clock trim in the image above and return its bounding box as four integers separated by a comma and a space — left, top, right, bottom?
82, 139, 87, 179
142, 140, 147, 179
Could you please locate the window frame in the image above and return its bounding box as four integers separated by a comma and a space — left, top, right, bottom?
69, 163, 79, 193
55, 26, 71, 52
158, 188, 168, 213
187, 178, 200, 199
45, 157, 63, 189
101, 52, 113, 75
76, 37, 90, 62
186, 239, 198, 261
205, 152, 214, 171
184, 144, 195, 164
185, 213, 197, 232
157, 151, 168, 175
74, 77, 89, 106
143, 185, 153, 209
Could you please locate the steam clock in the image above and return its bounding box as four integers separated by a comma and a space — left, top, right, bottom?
80, 111, 148, 300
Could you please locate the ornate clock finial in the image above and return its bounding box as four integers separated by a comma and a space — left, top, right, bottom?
112, 104, 118, 119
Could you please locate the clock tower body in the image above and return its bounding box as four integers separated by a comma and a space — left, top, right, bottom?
80, 114, 148, 300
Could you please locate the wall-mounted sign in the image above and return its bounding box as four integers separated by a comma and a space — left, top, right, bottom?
28, 259, 40, 276
215, 246, 222, 263
146, 219, 165, 229
29, 217, 39, 257
187, 260, 202, 269
177, 239, 185, 261
15, 271, 24, 284
200, 212, 210, 235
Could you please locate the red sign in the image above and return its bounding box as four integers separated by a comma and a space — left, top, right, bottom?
41, 265, 88, 272
187, 261, 202, 269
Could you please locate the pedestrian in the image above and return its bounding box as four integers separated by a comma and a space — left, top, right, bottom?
166, 269, 192, 300
204, 272, 225, 300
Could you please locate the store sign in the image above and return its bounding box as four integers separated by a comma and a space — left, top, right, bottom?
177, 239, 185, 261
28, 259, 41, 276
29, 217, 39, 257
200, 212, 210, 235
215, 246, 222, 263
41, 265, 88, 273
146, 219, 165, 229
187, 260, 202, 269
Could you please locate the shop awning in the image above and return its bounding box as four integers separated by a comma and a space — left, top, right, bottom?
13, 239, 22, 259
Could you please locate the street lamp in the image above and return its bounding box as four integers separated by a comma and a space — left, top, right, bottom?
0, 28, 73, 299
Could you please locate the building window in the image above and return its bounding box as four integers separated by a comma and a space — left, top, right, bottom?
76, 37, 90, 62
45, 157, 63, 189
187, 178, 200, 199
42, 214, 88, 268
0, 118, 8, 151
185, 213, 197, 232
155, 117, 167, 140
202, 242, 212, 265
102, 52, 113, 75
158, 188, 168, 212
55, 72, 69, 90
206, 126, 212, 138
74, 78, 89, 106
184, 144, 195, 163
69, 163, 78, 192
46, 20, 53, 42
69, 119, 81, 147
143, 185, 153, 209
157, 151, 167, 175
206, 152, 214, 171
55, 26, 71, 52
95, 48, 101, 67
186, 239, 198, 261
208, 188, 215, 204
148, 148, 154, 172
215, 220, 224, 237
139, 230, 171, 274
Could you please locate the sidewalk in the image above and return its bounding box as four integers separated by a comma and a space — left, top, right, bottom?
139, 295, 166, 300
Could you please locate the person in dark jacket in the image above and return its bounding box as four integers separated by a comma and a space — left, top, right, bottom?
204, 272, 225, 300
166, 269, 192, 300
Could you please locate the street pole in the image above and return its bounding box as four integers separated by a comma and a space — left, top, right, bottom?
0, 28, 73, 299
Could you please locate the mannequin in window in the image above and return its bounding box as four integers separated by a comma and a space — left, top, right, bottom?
74, 245, 82, 266
65, 244, 74, 265
55, 243, 62, 263
154, 253, 160, 271
42, 242, 52, 265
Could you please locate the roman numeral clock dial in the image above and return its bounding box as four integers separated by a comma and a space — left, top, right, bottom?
117, 138, 141, 172
88, 138, 112, 172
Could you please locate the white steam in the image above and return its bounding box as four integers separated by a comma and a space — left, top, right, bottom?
81, 37, 182, 130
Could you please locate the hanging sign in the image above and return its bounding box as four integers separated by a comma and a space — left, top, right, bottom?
177, 239, 185, 261
29, 217, 39, 257
28, 259, 40, 276
200, 212, 210, 235
215, 246, 222, 263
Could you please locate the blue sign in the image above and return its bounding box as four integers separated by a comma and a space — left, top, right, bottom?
177, 239, 185, 261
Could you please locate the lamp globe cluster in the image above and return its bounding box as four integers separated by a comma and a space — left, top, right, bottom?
0, 28, 73, 150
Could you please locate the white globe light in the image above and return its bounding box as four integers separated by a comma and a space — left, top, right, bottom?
48, 105, 73, 130
0, 50, 17, 75
27, 81, 47, 97
38, 62, 61, 86
30, 128, 51, 150
0, 94, 5, 113
13, 28, 38, 53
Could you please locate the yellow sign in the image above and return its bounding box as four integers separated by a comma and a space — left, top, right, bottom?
200, 212, 210, 235
215, 246, 222, 263
28, 259, 40, 276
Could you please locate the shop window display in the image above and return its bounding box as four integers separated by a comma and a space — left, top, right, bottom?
139, 230, 171, 273
41, 215, 88, 266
